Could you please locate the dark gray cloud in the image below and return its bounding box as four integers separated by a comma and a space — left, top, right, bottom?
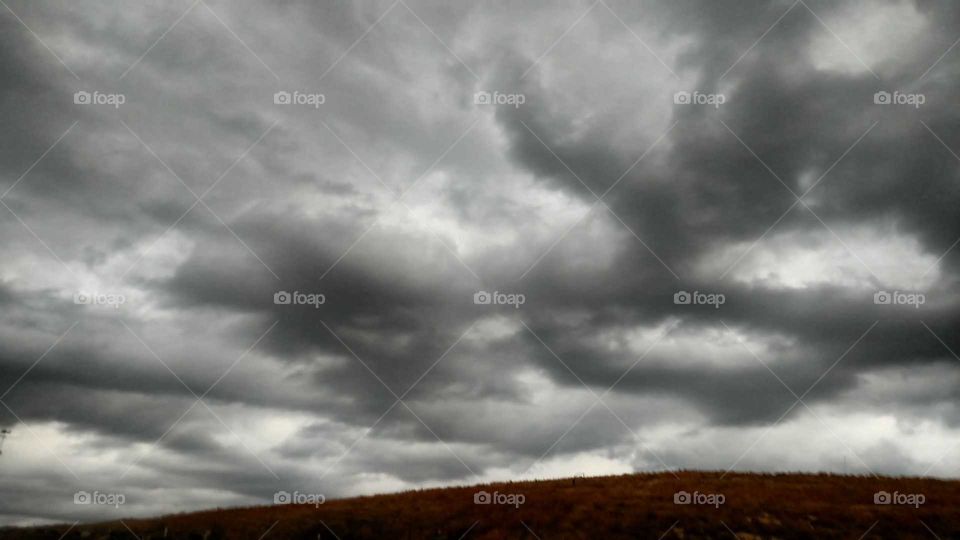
1, 0, 959, 526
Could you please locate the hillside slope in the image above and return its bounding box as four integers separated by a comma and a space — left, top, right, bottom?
3, 472, 959, 539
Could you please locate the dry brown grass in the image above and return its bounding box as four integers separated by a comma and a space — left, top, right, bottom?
4, 471, 959, 539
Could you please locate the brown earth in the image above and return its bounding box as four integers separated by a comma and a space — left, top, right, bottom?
2, 471, 959, 539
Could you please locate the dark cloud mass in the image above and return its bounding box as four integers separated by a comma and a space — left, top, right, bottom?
0, 0, 959, 525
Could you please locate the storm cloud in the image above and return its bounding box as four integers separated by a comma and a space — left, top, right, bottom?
1, 0, 959, 525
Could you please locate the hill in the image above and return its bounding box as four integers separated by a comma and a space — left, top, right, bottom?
3, 471, 959, 539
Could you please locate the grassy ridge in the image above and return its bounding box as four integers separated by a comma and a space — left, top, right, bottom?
3, 471, 959, 539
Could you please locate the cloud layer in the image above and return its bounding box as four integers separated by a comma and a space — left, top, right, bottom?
1, 0, 959, 525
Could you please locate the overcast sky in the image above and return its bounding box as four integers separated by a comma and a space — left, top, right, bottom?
1, 0, 959, 526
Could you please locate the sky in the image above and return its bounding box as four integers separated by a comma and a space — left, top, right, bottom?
0, 0, 959, 526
